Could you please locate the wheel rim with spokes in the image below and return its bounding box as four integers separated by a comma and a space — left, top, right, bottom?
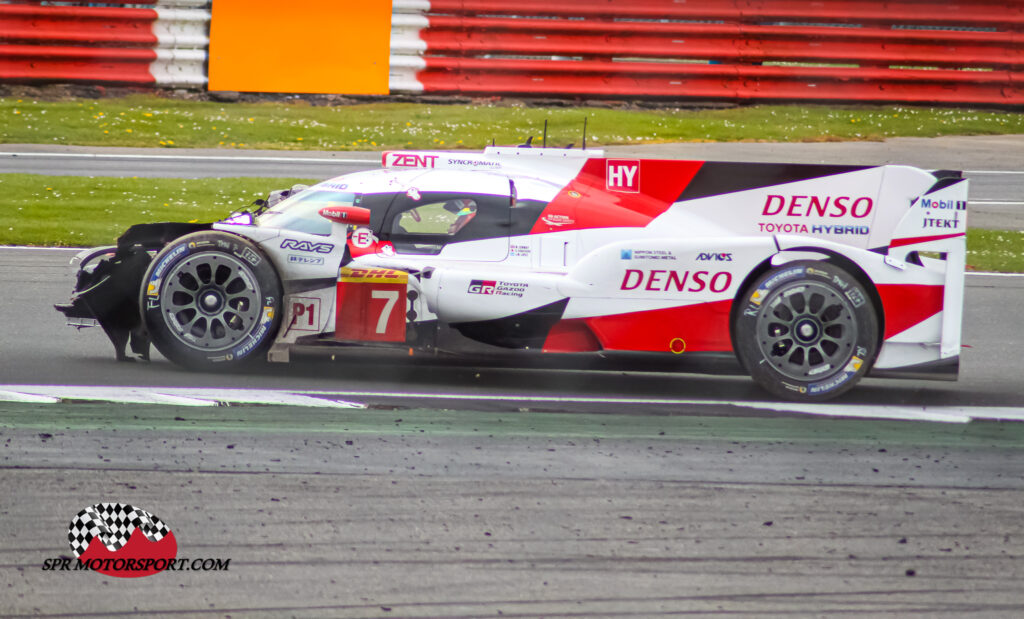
160, 252, 261, 351
755, 281, 857, 381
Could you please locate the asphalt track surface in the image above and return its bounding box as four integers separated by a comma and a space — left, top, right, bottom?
4, 138, 1024, 616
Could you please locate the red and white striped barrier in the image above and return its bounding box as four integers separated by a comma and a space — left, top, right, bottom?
389, 0, 1024, 105
0, 0, 209, 87
5, 0, 1023, 105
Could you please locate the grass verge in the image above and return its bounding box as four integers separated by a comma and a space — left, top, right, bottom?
2, 173, 1020, 273
0, 174, 316, 247
965, 229, 1024, 273
4, 95, 1024, 150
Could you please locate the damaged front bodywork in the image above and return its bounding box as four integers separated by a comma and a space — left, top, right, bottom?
54, 222, 211, 361
54, 184, 307, 363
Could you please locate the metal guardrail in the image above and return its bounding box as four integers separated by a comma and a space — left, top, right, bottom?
0, 0, 209, 87
3, 0, 1021, 105
389, 0, 1024, 105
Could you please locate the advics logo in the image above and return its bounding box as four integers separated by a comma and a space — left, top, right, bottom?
67, 503, 177, 578
697, 252, 733, 262
468, 280, 497, 295
606, 160, 640, 193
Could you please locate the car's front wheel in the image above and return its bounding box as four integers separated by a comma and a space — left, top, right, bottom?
734, 260, 878, 401
140, 231, 282, 370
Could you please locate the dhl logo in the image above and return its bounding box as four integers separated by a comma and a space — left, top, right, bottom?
338, 267, 409, 284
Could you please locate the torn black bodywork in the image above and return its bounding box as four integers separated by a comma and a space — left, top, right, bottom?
54, 222, 211, 361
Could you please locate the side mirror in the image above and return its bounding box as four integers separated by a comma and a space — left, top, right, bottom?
320, 206, 371, 226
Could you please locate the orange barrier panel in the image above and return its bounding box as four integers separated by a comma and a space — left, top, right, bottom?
208, 0, 391, 94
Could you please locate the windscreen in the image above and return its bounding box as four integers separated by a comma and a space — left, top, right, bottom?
256, 189, 362, 236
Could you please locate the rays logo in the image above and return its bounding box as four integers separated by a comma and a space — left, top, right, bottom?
67, 503, 178, 578
280, 239, 334, 254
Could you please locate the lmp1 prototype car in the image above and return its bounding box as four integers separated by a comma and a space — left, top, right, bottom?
57, 146, 968, 401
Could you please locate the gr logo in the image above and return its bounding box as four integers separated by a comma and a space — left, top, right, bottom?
606, 160, 639, 193
468, 280, 497, 295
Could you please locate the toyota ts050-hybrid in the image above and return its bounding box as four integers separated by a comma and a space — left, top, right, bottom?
57, 146, 968, 401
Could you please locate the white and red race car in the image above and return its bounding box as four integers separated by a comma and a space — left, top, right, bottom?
58, 146, 968, 401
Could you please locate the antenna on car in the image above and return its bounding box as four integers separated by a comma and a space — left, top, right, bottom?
519, 135, 533, 148
582, 117, 587, 150
542, 119, 548, 148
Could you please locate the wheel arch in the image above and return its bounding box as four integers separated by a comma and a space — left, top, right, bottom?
728, 256, 774, 367
759, 246, 887, 356
730, 253, 882, 400
140, 229, 284, 370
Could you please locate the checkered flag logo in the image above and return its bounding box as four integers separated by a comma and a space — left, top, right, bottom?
68, 503, 170, 558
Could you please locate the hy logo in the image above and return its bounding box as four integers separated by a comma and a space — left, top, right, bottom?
68, 503, 177, 578
606, 160, 640, 193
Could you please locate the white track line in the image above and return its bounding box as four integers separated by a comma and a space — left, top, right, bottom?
297, 389, 1024, 424
746, 401, 1024, 423
0, 152, 375, 164
2, 385, 1021, 423
0, 390, 60, 404
8, 152, 1024, 176
969, 271, 1024, 277
4, 153, 1020, 175
0, 245, 82, 251
0, 386, 363, 408
3, 152, 1022, 174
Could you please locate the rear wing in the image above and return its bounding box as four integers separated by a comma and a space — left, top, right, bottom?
887, 172, 969, 361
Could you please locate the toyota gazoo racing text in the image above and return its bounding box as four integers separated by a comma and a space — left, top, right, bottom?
56, 147, 968, 401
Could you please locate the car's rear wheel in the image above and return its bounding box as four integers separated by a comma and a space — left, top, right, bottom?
141, 231, 282, 370
734, 261, 878, 401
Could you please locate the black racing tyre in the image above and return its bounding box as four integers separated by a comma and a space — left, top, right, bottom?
734, 261, 878, 401
140, 231, 282, 370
